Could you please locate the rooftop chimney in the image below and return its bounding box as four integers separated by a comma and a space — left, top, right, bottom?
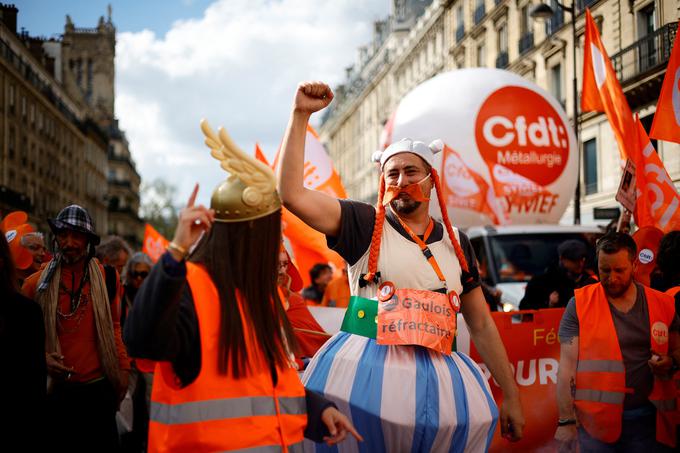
0, 3, 18, 34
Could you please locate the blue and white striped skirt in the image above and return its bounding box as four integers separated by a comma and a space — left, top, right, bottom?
302, 332, 499, 453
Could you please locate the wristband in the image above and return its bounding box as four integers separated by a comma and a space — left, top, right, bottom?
167, 241, 188, 260
557, 418, 576, 426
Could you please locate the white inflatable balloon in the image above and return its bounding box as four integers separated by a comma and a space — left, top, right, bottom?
386, 68, 577, 227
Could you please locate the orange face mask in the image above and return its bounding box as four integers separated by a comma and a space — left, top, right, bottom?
383, 174, 431, 206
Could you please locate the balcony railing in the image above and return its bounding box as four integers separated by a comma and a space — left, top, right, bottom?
474, 4, 486, 25
576, 0, 599, 14
495, 51, 509, 69
456, 24, 465, 42
518, 32, 534, 55
611, 22, 677, 84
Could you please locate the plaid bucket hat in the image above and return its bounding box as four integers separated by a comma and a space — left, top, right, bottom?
48, 205, 100, 245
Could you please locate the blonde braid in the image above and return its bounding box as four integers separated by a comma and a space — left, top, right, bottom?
363, 174, 386, 283
431, 168, 469, 273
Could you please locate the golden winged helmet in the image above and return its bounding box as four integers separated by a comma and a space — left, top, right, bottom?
200, 120, 281, 222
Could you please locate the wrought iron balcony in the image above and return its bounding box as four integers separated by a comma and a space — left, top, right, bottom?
611, 22, 678, 84
495, 51, 509, 69
456, 24, 465, 42
474, 4, 486, 25
518, 32, 534, 55
576, 0, 599, 14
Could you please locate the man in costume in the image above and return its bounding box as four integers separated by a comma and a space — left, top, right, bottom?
124, 121, 361, 452
278, 82, 524, 451
555, 232, 680, 451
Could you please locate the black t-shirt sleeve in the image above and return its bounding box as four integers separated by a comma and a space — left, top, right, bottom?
326, 199, 376, 266
459, 231, 481, 295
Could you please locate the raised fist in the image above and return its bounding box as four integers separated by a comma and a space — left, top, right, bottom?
294, 81, 334, 114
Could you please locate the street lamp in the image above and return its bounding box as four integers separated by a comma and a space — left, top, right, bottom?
530, 1, 581, 225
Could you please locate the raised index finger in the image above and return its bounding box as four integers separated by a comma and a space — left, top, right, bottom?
187, 183, 199, 208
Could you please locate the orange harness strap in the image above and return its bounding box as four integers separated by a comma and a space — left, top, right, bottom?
396, 216, 447, 284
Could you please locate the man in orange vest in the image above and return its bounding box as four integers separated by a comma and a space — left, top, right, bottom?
124, 122, 361, 452
555, 232, 680, 451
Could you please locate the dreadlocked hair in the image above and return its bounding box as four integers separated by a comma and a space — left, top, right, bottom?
431, 168, 469, 273
364, 173, 387, 283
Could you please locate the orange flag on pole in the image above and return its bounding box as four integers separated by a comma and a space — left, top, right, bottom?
440, 144, 506, 225
650, 22, 680, 144
142, 223, 169, 263
631, 115, 680, 232
581, 8, 635, 159
256, 134, 346, 287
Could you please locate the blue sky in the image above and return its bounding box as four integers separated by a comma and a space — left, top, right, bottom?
13, 1, 389, 206
15, 0, 212, 37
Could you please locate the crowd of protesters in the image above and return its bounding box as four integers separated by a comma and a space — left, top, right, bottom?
1, 186, 679, 453
0, 202, 349, 452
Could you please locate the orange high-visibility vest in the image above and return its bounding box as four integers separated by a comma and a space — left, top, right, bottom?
574, 283, 678, 447
148, 263, 307, 453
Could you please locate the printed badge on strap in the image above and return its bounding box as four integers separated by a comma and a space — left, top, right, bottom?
376, 282, 459, 354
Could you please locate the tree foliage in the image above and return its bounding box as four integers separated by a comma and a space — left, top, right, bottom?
140, 178, 179, 239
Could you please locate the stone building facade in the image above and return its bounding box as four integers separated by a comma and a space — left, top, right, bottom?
320, 0, 680, 225
0, 4, 142, 244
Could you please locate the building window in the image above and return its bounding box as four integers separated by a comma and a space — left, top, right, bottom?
73, 58, 81, 88
477, 42, 486, 67
550, 63, 564, 106
637, 4, 657, 71
583, 138, 598, 195
8, 84, 14, 107
520, 4, 531, 35
456, 5, 465, 41
519, 4, 534, 54
498, 23, 508, 53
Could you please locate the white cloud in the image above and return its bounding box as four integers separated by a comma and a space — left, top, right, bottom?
116, 0, 388, 207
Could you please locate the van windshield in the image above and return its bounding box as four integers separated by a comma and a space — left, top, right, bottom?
486, 233, 599, 284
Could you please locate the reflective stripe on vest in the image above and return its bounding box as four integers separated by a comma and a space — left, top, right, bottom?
217, 442, 305, 453
574, 283, 677, 447
574, 389, 626, 405
150, 396, 306, 425
576, 359, 625, 373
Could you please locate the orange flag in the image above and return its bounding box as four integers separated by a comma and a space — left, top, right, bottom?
256, 137, 346, 287
581, 8, 635, 159
631, 115, 680, 232
142, 223, 169, 263
440, 144, 506, 225
650, 21, 680, 143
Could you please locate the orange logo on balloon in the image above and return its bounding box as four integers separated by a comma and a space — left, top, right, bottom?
475, 86, 570, 186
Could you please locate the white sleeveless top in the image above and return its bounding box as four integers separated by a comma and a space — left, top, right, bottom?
348, 219, 464, 299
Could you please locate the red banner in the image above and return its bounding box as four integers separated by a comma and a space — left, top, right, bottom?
461, 309, 564, 452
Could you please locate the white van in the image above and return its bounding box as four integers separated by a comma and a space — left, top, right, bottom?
466, 225, 603, 311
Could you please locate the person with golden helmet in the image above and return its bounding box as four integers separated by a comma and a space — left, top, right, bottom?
123, 121, 361, 452
278, 82, 525, 452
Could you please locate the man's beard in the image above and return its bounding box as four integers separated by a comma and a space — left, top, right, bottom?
602, 277, 633, 298
391, 197, 421, 215
61, 248, 88, 264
